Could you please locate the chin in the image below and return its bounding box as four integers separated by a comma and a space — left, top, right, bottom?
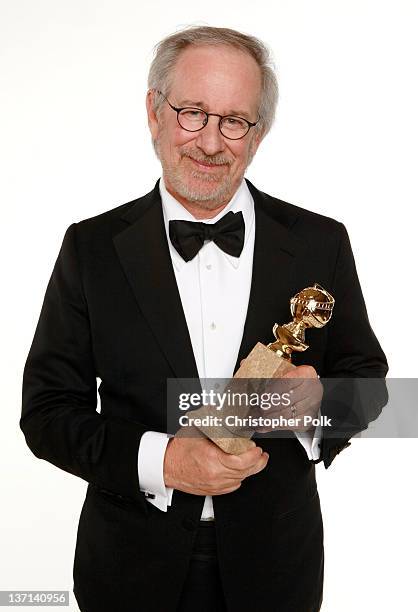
164, 162, 235, 205
186, 177, 232, 202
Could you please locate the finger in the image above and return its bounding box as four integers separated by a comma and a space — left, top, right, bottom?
283, 365, 318, 379
268, 375, 302, 395
289, 400, 321, 430
212, 482, 243, 495
247, 452, 269, 477
219, 446, 262, 470
191, 480, 243, 496
287, 378, 323, 404
218, 445, 263, 471
221, 451, 269, 479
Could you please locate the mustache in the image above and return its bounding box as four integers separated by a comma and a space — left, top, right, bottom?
180, 148, 233, 166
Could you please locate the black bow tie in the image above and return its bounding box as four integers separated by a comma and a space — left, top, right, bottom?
169, 211, 245, 262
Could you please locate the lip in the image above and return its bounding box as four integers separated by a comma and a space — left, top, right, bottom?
189, 157, 226, 171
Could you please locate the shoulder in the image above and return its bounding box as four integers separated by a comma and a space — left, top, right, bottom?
247, 179, 343, 231
67, 181, 159, 246
246, 179, 347, 251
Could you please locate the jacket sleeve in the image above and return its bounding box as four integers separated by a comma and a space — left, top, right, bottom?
20, 223, 148, 504
317, 222, 388, 468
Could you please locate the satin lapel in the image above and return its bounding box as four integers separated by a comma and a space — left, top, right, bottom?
113, 180, 199, 380
233, 180, 307, 373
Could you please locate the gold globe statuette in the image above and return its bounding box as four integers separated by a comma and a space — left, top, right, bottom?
267, 284, 335, 360
186, 284, 335, 454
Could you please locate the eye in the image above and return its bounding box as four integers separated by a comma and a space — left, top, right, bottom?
223, 116, 247, 129
180, 109, 206, 121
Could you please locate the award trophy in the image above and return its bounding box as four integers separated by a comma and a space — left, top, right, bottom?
184, 284, 335, 454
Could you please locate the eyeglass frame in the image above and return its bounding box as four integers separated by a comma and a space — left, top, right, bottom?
155, 90, 260, 140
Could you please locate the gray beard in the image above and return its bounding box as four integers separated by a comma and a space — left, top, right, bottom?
163, 164, 234, 209
153, 138, 255, 212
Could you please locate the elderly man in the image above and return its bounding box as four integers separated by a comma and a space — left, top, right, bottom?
21, 26, 387, 612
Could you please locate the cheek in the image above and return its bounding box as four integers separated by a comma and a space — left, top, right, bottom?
173, 124, 196, 146
230, 143, 251, 167
167, 130, 198, 157
158, 119, 194, 154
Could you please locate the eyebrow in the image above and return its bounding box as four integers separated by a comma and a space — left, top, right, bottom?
177, 99, 252, 119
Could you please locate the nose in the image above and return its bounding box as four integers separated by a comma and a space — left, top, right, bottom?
194, 115, 226, 156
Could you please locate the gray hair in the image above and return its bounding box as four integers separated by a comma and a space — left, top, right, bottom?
147, 25, 278, 138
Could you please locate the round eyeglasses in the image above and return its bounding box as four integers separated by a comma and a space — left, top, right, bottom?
156, 90, 260, 140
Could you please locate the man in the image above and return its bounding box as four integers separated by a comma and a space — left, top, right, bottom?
21, 26, 387, 612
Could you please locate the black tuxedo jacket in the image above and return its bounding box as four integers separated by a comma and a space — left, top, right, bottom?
21, 178, 387, 612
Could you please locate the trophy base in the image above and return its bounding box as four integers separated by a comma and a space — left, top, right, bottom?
235, 342, 294, 379
186, 343, 295, 455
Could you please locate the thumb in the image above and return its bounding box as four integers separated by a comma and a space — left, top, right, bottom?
283, 365, 316, 378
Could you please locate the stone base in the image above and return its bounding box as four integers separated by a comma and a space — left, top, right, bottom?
187, 343, 295, 455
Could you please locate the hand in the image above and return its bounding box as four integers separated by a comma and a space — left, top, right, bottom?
253, 365, 323, 433
163, 432, 269, 496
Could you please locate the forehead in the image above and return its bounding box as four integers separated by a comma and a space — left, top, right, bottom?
169, 45, 262, 114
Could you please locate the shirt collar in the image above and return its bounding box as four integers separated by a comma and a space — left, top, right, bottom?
159, 175, 254, 271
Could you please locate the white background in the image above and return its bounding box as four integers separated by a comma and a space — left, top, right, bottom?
1, 1, 417, 610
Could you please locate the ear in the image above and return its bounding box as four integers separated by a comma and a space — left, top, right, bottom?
146, 90, 160, 140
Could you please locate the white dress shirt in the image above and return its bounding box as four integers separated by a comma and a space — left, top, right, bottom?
137, 176, 321, 518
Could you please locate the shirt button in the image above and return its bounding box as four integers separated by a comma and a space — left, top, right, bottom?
206, 264, 212, 270
210, 322, 216, 330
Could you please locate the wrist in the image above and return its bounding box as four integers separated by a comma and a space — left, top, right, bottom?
163, 438, 176, 488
